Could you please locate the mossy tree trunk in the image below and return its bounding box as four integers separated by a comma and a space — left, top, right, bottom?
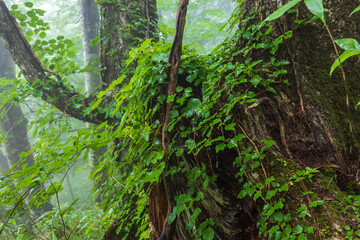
150, 0, 360, 239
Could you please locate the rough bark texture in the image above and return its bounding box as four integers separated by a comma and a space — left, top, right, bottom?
99, 0, 158, 85
149, 0, 360, 239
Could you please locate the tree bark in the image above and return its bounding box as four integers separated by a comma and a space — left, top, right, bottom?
149, 0, 360, 239
99, 0, 158, 85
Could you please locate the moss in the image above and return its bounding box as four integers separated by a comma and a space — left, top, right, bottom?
258, 155, 359, 238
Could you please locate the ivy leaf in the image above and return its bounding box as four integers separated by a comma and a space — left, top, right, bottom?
266, 190, 277, 200
24, 2, 33, 8
176, 148, 184, 157
187, 98, 202, 110
185, 139, 196, 151
279, 183, 289, 192
233, 134, 245, 142
293, 225, 304, 234
253, 191, 262, 201
250, 75, 261, 88
264, 0, 302, 22
227, 139, 237, 149
284, 213, 292, 222
215, 143, 226, 152
269, 225, 279, 235
176, 194, 191, 203
273, 212, 284, 222
202, 228, 215, 240
238, 189, 248, 199
39, 32, 46, 38
304, 0, 326, 24
224, 123, 236, 131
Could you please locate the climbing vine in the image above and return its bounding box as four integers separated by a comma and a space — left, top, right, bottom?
1, 0, 360, 239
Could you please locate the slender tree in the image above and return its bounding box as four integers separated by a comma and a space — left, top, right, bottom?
78, 0, 107, 204
0, 41, 52, 217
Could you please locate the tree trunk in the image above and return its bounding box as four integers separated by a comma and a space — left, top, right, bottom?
78, 0, 108, 204
149, 0, 360, 239
0, 41, 52, 216
99, 0, 158, 85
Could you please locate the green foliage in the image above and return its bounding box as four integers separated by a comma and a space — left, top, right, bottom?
265, 0, 325, 24
2, 0, 360, 239
88, 4, 292, 238
330, 39, 360, 76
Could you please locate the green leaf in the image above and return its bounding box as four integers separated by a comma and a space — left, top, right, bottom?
24, 2, 33, 8
188, 98, 202, 110
297, 204, 306, 213
265, 177, 275, 185
177, 194, 191, 203
304, 0, 326, 24
309, 200, 324, 207
232, 134, 245, 142
227, 139, 237, 149
350, 5, 360, 16
185, 139, 196, 151
250, 75, 261, 88
279, 183, 289, 192
238, 189, 248, 199
269, 225, 279, 234
224, 123, 236, 131
167, 95, 175, 103
273, 212, 284, 222
264, 0, 302, 22
202, 228, 215, 240
294, 225, 304, 234
251, 161, 260, 169
215, 143, 226, 152
330, 49, 360, 75
335, 38, 360, 51
253, 191, 262, 201
266, 190, 277, 200
176, 148, 184, 157
39, 32, 46, 38
284, 213, 292, 222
